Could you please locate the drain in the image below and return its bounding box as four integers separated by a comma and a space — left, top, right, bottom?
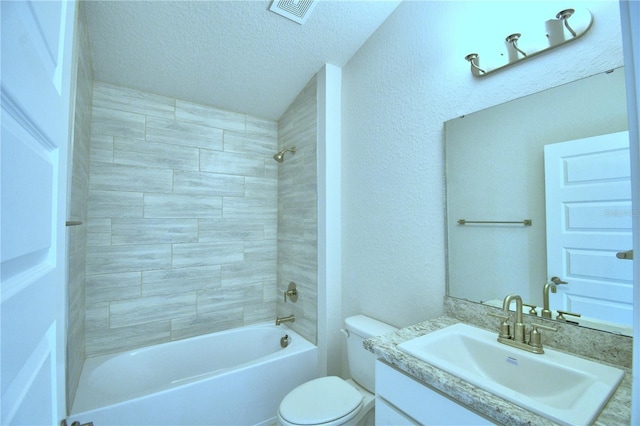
280, 334, 290, 348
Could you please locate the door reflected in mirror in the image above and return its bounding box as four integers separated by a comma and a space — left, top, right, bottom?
444, 67, 632, 335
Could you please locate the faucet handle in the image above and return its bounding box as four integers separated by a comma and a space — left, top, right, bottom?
531, 323, 557, 332
556, 310, 581, 321
523, 303, 538, 316
284, 282, 298, 303
529, 323, 558, 352
487, 312, 511, 339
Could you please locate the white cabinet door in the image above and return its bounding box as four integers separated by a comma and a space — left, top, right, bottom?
375, 361, 493, 425
544, 131, 633, 325
376, 397, 419, 425
1, 1, 76, 424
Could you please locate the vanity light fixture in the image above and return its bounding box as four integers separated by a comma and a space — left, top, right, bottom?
465, 8, 593, 77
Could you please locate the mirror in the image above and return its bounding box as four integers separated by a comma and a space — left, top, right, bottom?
445, 67, 631, 336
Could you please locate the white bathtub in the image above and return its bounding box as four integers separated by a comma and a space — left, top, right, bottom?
69, 323, 318, 426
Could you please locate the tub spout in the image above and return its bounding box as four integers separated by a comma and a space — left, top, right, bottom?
275, 314, 295, 326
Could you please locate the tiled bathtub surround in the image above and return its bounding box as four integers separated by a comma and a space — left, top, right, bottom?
276, 76, 318, 344
86, 82, 279, 357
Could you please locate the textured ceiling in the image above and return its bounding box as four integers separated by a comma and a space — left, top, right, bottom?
83, 0, 402, 121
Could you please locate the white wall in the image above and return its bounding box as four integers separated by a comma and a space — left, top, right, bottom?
317, 64, 344, 377
341, 1, 624, 329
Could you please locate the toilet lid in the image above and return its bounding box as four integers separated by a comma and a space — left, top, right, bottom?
279, 376, 363, 425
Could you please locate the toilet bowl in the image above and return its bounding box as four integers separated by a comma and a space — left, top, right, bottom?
277, 315, 397, 426
278, 377, 373, 426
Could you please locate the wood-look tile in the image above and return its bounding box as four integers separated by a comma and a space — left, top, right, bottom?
85, 320, 171, 357
146, 116, 223, 150
173, 170, 244, 196
81, 80, 318, 355
85, 302, 109, 333
221, 260, 275, 287
245, 176, 277, 199
243, 301, 275, 324
175, 100, 246, 132
143, 194, 222, 218
110, 292, 197, 328
172, 242, 244, 268
111, 218, 198, 245
223, 196, 277, 219
86, 218, 111, 247
244, 240, 277, 262
245, 116, 278, 138
142, 265, 221, 296
86, 272, 142, 304
86, 244, 172, 275
196, 283, 264, 314
200, 149, 265, 177
198, 219, 264, 242
92, 106, 145, 139
170, 309, 244, 341
223, 131, 277, 156
93, 81, 175, 119
88, 190, 143, 219
274, 76, 318, 346
114, 138, 199, 171
90, 133, 114, 163
90, 161, 173, 193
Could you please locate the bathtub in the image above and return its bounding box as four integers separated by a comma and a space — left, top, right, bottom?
69, 323, 318, 426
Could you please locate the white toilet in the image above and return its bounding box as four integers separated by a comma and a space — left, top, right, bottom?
277, 315, 397, 426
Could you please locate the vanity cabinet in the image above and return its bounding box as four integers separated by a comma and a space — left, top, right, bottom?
375, 360, 493, 425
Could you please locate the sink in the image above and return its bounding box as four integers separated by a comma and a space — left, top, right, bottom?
397, 323, 624, 425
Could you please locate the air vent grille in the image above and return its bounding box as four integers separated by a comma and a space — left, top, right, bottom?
269, 0, 317, 25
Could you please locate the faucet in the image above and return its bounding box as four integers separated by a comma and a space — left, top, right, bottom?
489, 294, 557, 354
541, 276, 567, 318
275, 314, 295, 326
502, 294, 525, 342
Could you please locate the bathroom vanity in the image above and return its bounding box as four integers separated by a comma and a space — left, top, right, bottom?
365, 316, 632, 425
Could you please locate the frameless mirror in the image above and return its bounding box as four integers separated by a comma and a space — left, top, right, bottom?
444, 67, 632, 336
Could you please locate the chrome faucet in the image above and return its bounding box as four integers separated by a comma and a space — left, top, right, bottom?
489, 294, 557, 354
275, 314, 295, 326
541, 276, 567, 318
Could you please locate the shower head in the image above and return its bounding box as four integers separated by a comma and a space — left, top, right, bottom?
273, 147, 296, 163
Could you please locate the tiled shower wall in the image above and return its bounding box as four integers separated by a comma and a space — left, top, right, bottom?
67, 4, 93, 406
85, 82, 279, 357
276, 76, 318, 344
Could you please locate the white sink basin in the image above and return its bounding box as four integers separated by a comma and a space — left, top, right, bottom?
397, 323, 624, 425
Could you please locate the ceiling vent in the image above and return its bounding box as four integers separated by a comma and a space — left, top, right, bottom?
269, 0, 317, 25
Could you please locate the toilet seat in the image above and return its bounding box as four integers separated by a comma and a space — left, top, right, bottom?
278, 376, 364, 425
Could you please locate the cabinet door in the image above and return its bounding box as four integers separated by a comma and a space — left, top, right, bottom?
376, 360, 494, 425
376, 396, 419, 425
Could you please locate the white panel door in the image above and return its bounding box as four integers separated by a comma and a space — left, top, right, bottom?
1, 1, 76, 424
544, 131, 633, 325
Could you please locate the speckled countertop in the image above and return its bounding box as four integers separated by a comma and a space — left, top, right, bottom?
364, 316, 633, 425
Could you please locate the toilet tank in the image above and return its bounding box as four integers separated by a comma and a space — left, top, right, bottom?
344, 315, 397, 392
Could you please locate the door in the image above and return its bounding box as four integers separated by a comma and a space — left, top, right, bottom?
544, 131, 633, 325
1, 1, 76, 424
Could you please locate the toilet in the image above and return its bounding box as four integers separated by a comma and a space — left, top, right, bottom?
277, 315, 397, 426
